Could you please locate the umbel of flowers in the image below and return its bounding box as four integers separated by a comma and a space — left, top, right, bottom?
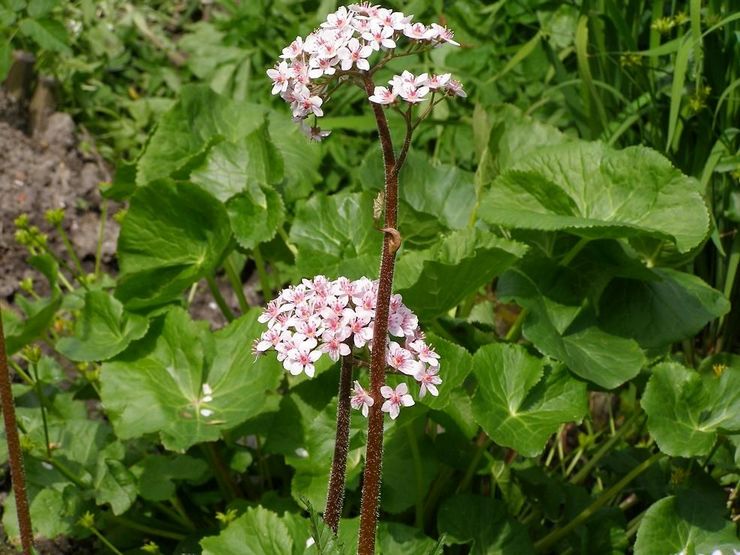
255, 275, 441, 420
266, 2, 465, 139
265, 4, 460, 551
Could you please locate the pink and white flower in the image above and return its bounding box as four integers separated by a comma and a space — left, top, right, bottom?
404, 22, 434, 40
380, 383, 415, 419
387, 341, 420, 375
415, 365, 442, 398
284, 339, 323, 377
351, 381, 374, 417
368, 86, 396, 104
362, 24, 396, 50
268, 4, 463, 133
280, 37, 304, 59
338, 38, 373, 71
267, 61, 291, 95
321, 6, 354, 31
409, 339, 440, 366
427, 73, 451, 90
256, 274, 440, 418
430, 23, 460, 46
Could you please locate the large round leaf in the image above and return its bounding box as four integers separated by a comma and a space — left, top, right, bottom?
598, 268, 730, 352
471, 343, 587, 457
635, 493, 739, 555
498, 258, 646, 389
136, 85, 266, 186
395, 228, 527, 318
115, 180, 232, 309
479, 142, 709, 253
290, 192, 382, 279
642, 362, 740, 457
201, 506, 293, 555
101, 308, 283, 452
437, 494, 534, 554
56, 290, 149, 362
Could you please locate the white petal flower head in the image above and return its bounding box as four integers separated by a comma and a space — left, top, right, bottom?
338, 38, 374, 71
266, 61, 291, 95
415, 365, 442, 398
381, 383, 415, 419
368, 86, 397, 105
351, 381, 375, 417
430, 23, 460, 46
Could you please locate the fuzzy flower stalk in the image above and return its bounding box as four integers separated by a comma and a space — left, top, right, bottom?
266, 3, 462, 552
254, 276, 441, 533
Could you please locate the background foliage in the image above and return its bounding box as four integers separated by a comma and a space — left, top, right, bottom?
1, 0, 739, 553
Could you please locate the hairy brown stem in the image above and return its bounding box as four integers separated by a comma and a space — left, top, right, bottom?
357, 74, 402, 555
0, 313, 34, 554
323, 355, 354, 533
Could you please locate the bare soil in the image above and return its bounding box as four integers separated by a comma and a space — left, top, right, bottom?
0, 90, 117, 303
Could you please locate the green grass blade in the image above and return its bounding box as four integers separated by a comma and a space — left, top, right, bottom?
575, 15, 608, 136
487, 31, 542, 84
665, 37, 690, 152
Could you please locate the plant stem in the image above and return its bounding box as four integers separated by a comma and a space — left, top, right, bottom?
406, 424, 425, 529
94, 199, 108, 279
456, 432, 491, 493
108, 516, 186, 541
323, 354, 353, 533
570, 412, 642, 485
252, 246, 272, 301
0, 313, 34, 554
358, 74, 402, 555
201, 442, 242, 501
88, 524, 124, 555
54, 222, 85, 276
505, 308, 528, 341
224, 254, 250, 314
206, 275, 235, 322
535, 452, 663, 552
30, 360, 52, 459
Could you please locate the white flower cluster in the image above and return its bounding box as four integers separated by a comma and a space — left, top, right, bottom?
266, 3, 465, 138
255, 275, 441, 419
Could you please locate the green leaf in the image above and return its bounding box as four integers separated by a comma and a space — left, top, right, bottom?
635, 493, 739, 554
94, 453, 138, 515
3, 483, 85, 542
360, 151, 477, 230
642, 362, 740, 457
499, 259, 646, 389
101, 308, 283, 451
27, 0, 57, 17
132, 454, 208, 501
598, 268, 730, 352
136, 85, 266, 186
471, 343, 587, 457
1, 291, 61, 356
226, 185, 285, 250
480, 104, 570, 182
378, 522, 437, 554
479, 142, 709, 253
191, 122, 284, 202
56, 290, 149, 361
269, 116, 323, 204
201, 506, 293, 555
18, 18, 70, 53
416, 333, 473, 410
382, 415, 438, 514
0, 40, 11, 81
395, 228, 528, 318
437, 494, 534, 554
290, 192, 382, 279
264, 373, 365, 508
115, 180, 231, 309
